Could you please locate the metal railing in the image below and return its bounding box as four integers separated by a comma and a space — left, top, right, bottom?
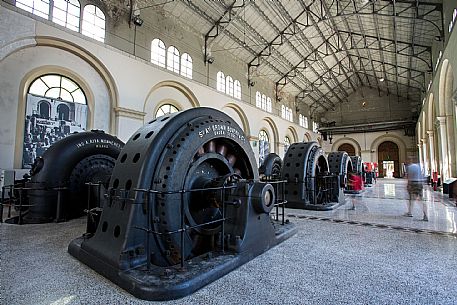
100, 179, 288, 269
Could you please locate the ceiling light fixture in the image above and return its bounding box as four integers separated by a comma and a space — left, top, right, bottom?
379, 78, 385, 82
132, 15, 144, 26
206, 56, 215, 64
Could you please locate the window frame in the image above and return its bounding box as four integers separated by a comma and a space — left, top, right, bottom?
151, 38, 166, 68
81, 4, 106, 42
167, 46, 180, 73
180, 53, 193, 79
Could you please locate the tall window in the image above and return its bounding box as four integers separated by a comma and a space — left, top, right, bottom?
24, 74, 88, 168
281, 105, 293, 122
256, 91, 262, 108
261, 94, 267, 110
167, 46, 180, 73
155, 104, 179, 118
313, 121, 319, 133
226, 76, 234, 96
151, 39, 166, 67
53, 0, 80, 32
234, 80, 241, 99
181, 53, 192, 79
255, 91, 272, 113
82, 5, 105, 42
259, 130, 270, 166
217, 71, 225, 92
266, 97, 272, 113
16, 0, 50, 19
299, 114, 308, 128
284, 136, 291, 153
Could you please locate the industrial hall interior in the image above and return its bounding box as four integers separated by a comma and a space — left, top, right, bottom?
2, 0, 457, 304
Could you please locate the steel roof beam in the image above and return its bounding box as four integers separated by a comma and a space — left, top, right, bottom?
407, 0, 419, 101
273, 0, 351, 101
203, 0, 247, 65
392, 0, 400, 96
247, 1, 340, 108
183, 0, 331, 111
372, 5, 390, 96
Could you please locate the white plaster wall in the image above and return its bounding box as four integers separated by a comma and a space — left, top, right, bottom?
418, 3, 457, 178
0, 45, 110, 169
0, 6, 317, 171
321, 130, 416, 166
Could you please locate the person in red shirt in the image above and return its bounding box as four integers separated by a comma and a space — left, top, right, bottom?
348, 173, 363, 209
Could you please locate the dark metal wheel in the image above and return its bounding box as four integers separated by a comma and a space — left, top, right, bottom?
259, 153, 282, 180
281, 142, 329, 207
350, 156, 363, 175
24, 131, 123, 223
327, 152, 353, 189
68, 154, 116, 217
104, 107, 257, 266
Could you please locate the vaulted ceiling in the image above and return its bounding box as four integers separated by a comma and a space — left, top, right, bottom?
140, 0, 443, 115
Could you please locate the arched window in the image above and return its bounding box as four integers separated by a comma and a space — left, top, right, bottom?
181, 53, 192, 79
256, 91, 261, 108
53, 0, 80, 31
151, 39, 166, 68
287, 107, 293, 122
312, 122, 319, 133
255, 91, 272, 112
217, 71, 225, 92
282, 106, 293, 122
226, 76, 234, 96
16, 0, 50, 19
82, 5, 105, 42
155, 104, 179, 118
38, 101, 51, 119
299, 114, 308, 128
24, 74, 88, 169
266, 97, 272, 113
284, 136, 291, 153
234, 80, 241, 99
258, 130, 270, 166
167, 46, 180, 73
261, 94, 267, 110
29, 74, 86, 104
57, 103, 70, 121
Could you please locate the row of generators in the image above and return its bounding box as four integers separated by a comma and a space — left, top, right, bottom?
1, 107, 365, 300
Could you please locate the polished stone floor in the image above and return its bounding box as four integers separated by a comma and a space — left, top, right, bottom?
1, 178, 457, 304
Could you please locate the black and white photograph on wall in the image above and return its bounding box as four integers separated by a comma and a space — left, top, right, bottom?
22, 94, 88, 168
259, 140, 270, 167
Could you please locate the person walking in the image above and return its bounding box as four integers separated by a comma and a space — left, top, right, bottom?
404, 158, 427, 221
348, 173, 363, 210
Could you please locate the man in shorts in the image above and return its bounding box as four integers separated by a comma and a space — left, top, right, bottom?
404, 158, 427, 221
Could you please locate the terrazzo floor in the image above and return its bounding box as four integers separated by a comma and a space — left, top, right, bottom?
1, 179, 457, 305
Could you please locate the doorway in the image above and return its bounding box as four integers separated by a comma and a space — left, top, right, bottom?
338, 143, 356, 156
378, 141, 399, 178
382, 161, 395, 178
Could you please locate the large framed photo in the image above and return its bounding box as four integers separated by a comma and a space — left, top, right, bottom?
22, 94, 88, 168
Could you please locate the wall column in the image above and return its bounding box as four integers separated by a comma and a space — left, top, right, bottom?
427, 130, 435, 173
436, 116, 449, 180
421, 138, 428, 176
417, 143, 423, 172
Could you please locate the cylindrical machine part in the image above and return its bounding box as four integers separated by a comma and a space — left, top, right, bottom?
281, 142, 330, 207
25, 130, 124, 223
327, 151, 353, 189
259, 153, 282, 180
